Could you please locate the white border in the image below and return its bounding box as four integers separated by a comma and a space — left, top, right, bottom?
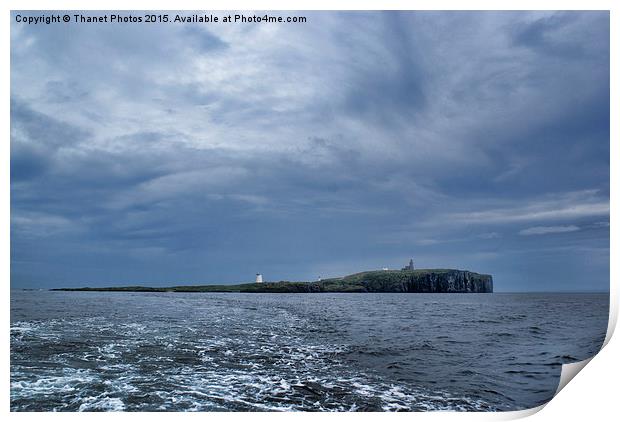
3, 1, 617, 421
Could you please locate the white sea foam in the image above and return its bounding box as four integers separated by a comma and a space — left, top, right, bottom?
78, 396, 125, 411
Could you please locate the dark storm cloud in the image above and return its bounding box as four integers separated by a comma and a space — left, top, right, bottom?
10, 99, 88, 181
342, 13, 427, 123
10, 11, 609, 291
182, 26, 229, 52
511, 12, 609, 60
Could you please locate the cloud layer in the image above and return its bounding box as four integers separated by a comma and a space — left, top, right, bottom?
11, 11, 609, 291
519, 225, 580, 236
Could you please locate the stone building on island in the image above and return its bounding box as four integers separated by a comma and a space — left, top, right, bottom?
402, 259, 415, 271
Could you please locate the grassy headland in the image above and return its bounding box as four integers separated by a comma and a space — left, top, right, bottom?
52, 269, 493, 293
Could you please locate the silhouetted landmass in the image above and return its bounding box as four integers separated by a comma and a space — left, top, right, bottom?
52, 269, 493, 293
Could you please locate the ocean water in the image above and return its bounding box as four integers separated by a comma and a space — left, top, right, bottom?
11, 291, 608, 412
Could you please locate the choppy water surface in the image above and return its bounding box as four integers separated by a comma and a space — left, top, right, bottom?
11, 291, 608, 411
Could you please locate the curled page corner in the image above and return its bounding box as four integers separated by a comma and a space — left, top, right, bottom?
500, 403, 547, 419
502, 358, 596, 419
602, 291, 618, 348
551, 292, 618, 399
555, 357, 594, 396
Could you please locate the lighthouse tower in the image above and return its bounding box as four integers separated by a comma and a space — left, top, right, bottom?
401, 259, 415, 271
255, 273, 263, 283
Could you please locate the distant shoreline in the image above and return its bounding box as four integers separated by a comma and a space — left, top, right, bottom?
51, 269, 494, 294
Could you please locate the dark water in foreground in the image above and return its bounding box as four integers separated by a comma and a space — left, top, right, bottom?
11, 291, 608, 412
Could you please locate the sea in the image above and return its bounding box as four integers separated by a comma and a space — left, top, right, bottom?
10, 290, 609, 412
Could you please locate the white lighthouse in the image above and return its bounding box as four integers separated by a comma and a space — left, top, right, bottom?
255, 273, 263, 283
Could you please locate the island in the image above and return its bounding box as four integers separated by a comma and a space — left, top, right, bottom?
52, 269, 493, 293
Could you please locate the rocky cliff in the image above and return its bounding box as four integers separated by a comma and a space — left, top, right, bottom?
319, 269, 494, 293
330, 270, 493, 293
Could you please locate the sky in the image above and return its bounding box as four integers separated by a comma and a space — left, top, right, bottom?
10, 11, 609, 291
